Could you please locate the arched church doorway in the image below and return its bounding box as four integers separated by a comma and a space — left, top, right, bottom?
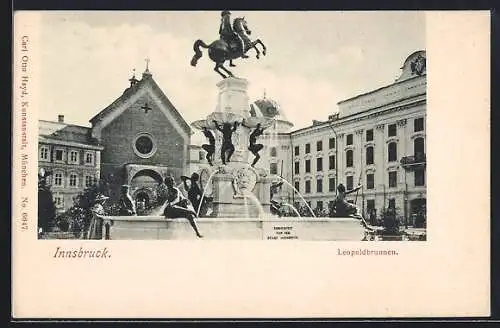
130, 169, 164, 215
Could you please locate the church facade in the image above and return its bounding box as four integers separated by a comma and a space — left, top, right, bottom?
39, 67, 192, 212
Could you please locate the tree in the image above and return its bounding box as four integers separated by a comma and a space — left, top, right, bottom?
38, 173, 56, 233
379, 207, 401, 234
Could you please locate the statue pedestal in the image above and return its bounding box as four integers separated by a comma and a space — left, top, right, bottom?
209, 77, 251, 164
210, 164, 274, 218
192, 77, 276, 218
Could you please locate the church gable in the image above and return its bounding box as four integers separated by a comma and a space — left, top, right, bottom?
99, 91, 186, 170
90, 75, 192, 142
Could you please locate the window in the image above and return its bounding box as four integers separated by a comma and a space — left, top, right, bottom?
54, 172, 63, 186
329, 200, 335, 211
316, 158, 323, 171
414, 117, 424, 132
346, 176, 353, 190
85, 175, 94, 187
305, 180, 311, 193
40, 146, 49, 161
415, 169, 425, 186
388, 142, 397, 162
69, 173, 78, 187
346, 134, 353, 145
307, 201, 311, 208
69, 150, 79, 164
388, 124, 397, 137
346, 150, 353, 167
294, 162, 300, 174
329, 155, 335, 170
294, 146, 300, 156
305, 143, 311, 154
294, 181, 300, 193
329, 177, 336, 192
366, 146, 374, 165
305, 159, 311, 173
389, 171, 397, 188
316, 179, 323, 193
85, 152, 94, 164
388, 198, 396, 209
198, 151, 204, 161
367, 199, 375, 210
316, 140, 323, 151
54, 195, 64, 208
270, 147, 277, 157
55, 149, 64, 161
317, 201, 323, 211
329, 137, 335, 149
270, 163, 278, 175
414, 137, 425, 157
133, 133, 157, 158
366, 173, 374, 189
366, 129, 374, 142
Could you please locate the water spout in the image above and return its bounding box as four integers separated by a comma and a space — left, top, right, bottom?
243, 191, 267, 218
281, 202, 301, 217
273, 175, 316, 217
196, 169, 217, 217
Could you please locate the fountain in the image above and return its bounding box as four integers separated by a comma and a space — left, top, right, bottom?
87, 11, 365, 241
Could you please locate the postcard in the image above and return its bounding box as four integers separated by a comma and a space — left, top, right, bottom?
12, 10, 490, 318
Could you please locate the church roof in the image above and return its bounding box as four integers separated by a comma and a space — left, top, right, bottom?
89, 74, 192, 135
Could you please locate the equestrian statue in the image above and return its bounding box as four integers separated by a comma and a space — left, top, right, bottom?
190, 11, 267, 79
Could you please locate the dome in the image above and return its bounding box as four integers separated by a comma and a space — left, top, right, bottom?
250, 96, 293, 133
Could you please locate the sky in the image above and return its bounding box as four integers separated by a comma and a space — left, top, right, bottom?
39, 11, 425, 141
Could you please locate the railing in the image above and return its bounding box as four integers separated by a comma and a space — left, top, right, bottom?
400, 153, 426, 168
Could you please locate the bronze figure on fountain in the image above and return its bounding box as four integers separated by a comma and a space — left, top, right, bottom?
242, 122, 267, 167
213, 120, 239, 165
201, 127, 216, 166
190, 11, 267, 78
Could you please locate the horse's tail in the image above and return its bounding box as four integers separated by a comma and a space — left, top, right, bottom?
191, 39, 209, 67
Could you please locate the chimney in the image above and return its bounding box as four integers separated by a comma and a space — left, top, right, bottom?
58, 115, 64, 123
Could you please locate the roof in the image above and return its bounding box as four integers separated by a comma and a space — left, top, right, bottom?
89, 74, 192, 135
250, 97, 292, 124
39, 120, 100, 146
338, 50, 426, 105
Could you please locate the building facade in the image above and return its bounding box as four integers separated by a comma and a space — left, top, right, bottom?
290, 50, 426, 223
38, 116, 104, 214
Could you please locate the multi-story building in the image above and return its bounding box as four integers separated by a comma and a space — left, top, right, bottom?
290, 50, 426, 222
38, 115, 104, 214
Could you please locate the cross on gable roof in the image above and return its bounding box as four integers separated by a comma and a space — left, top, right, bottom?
89, 75, 192, 140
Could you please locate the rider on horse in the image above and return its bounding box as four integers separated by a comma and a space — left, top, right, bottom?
219, 11, 248, 58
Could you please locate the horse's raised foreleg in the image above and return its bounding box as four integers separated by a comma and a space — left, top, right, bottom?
249, 41, 261, 59
255, 39, 267, 56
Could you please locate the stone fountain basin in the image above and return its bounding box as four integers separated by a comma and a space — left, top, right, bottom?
96, 216, 365, 241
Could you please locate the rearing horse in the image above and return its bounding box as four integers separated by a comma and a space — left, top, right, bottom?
190, 17, 267, 79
